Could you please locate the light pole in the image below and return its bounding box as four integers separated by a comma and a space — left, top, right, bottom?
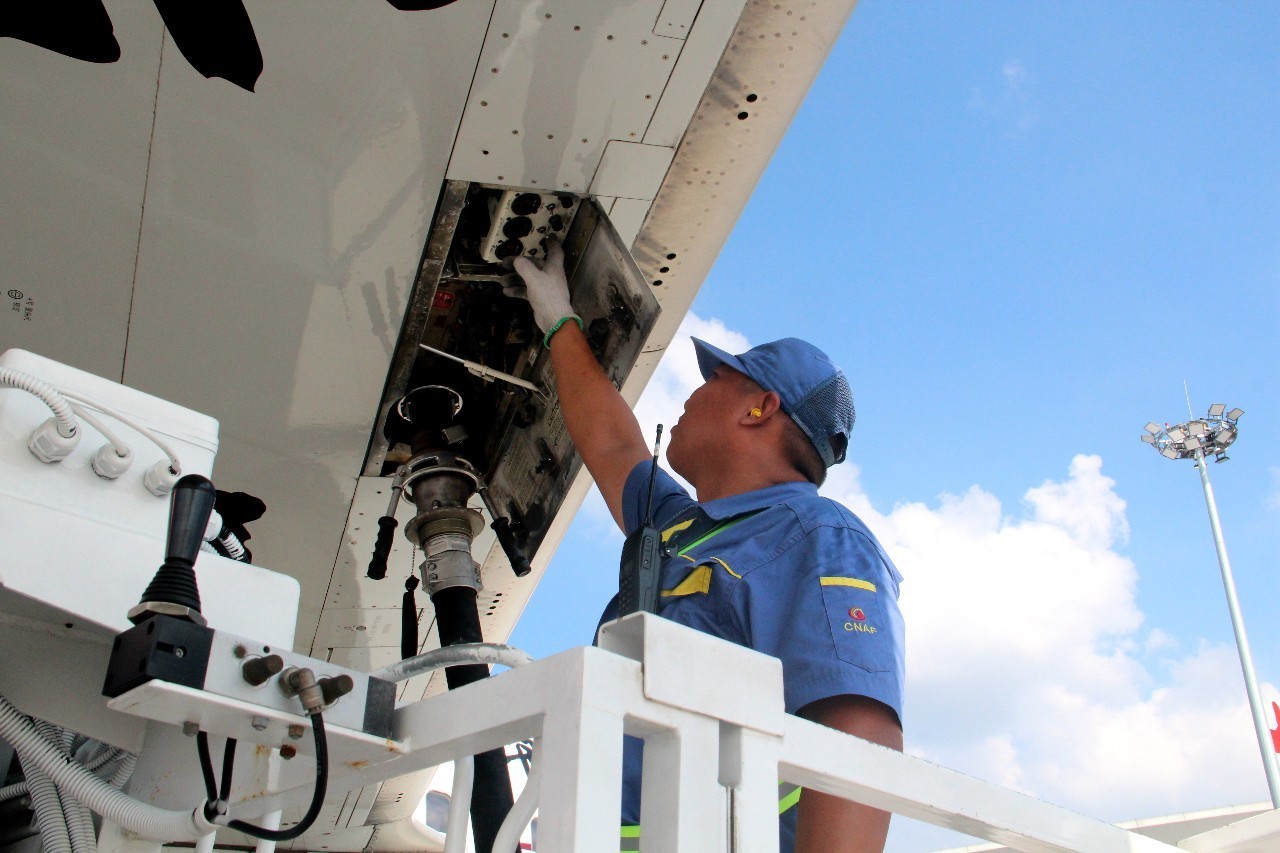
1142, 405, 1280, 809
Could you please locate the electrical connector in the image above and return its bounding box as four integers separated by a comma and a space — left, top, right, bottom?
27, 417, 80, 463
279, 667, 324, 715
318, 674, 355, 706
143, 461, 181, 496
91, 443, 134, 479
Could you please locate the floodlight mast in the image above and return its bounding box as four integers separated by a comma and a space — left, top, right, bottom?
1141, 406, 1280, 809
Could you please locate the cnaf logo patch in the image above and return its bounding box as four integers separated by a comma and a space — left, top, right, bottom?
843, 606, 875, 634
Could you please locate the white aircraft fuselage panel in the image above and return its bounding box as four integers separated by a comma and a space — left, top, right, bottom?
1, 9, 165, 379
83, 4, 491, 638
447, 0, 693, 192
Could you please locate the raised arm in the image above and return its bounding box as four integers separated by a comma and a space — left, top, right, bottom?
512, 245, 649, 530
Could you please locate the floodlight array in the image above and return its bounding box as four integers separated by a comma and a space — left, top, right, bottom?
1137, 398, 1279, 805
1141, 405, 1242, 463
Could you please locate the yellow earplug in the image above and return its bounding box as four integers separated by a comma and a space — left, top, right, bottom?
750, 407, 763, 418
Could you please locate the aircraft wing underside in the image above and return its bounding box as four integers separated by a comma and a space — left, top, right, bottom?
0, 1, 857, 846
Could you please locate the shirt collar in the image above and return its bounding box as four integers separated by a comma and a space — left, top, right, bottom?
699, 479, 818, 520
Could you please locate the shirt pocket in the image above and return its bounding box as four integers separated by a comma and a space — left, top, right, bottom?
818, 575, 893, 673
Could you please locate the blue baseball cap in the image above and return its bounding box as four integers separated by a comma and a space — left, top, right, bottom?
690, 337, 855, 468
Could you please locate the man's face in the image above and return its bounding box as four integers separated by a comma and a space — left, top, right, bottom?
667, 365, 757, 481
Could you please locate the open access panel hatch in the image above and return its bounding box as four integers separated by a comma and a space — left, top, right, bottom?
365, 181, 661, 573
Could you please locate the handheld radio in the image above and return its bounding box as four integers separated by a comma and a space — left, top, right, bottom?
617, 425, 663, 616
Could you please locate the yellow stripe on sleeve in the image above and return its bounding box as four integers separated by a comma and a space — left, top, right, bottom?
819, 576, 877, 593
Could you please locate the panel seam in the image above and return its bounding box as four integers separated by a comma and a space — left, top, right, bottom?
122, 29, 165, 382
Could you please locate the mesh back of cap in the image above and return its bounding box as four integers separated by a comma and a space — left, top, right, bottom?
790, 371, 855, 467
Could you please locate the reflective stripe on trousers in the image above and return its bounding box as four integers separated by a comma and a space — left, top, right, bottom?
618, 782, 801, 849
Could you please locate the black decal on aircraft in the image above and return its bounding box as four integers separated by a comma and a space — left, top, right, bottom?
385, 1, 463, 8
0, 0, 121, 64
2, 0, 459, 90
151, 0, 263, 92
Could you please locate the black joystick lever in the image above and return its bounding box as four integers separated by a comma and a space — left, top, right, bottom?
104, 475, 219, 699
128, 474, 217, 626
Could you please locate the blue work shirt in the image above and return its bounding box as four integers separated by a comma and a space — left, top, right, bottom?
604, 460, 906, 851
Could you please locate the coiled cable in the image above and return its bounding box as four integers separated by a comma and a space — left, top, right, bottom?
0, 367, 77, 437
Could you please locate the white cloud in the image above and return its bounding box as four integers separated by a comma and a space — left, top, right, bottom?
1024, 454, 1130, 550
826, 455, 1271, 821
609, 311, 1273, 824
1145, 627, 1178, 654
1002, 59, 1027, 86
968, 57, 1039, 136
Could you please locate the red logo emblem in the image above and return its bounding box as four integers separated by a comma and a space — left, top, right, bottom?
848, 608, 866, 621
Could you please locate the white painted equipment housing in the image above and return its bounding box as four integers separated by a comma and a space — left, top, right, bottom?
0, 349, 300, 753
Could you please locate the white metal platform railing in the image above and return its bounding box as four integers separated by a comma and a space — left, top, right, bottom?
216, 612, 1208, 853
94, 612, 1279, 853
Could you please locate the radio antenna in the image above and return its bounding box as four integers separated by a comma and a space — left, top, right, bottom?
643, 425, 662, 527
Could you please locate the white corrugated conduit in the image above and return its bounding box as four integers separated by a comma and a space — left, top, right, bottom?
0, 366, 81, 461
18, 748, 72, 853
0, 695, 212, 842
0, 367, 77, 435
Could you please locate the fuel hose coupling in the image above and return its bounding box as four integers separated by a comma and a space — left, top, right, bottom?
412, 517, 483, 597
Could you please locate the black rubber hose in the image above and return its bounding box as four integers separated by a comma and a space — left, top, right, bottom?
225, 715, 327, 841
432, 586, 517, 853
219, 739, 237, 805
195, 732, 218, 806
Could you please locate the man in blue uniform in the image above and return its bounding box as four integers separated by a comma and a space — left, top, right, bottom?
513, 244, 905, 853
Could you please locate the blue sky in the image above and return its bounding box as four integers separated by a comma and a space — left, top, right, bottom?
513, 2, 1280, 847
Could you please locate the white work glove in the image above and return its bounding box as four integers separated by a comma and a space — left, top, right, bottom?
506, 241, 581, 346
